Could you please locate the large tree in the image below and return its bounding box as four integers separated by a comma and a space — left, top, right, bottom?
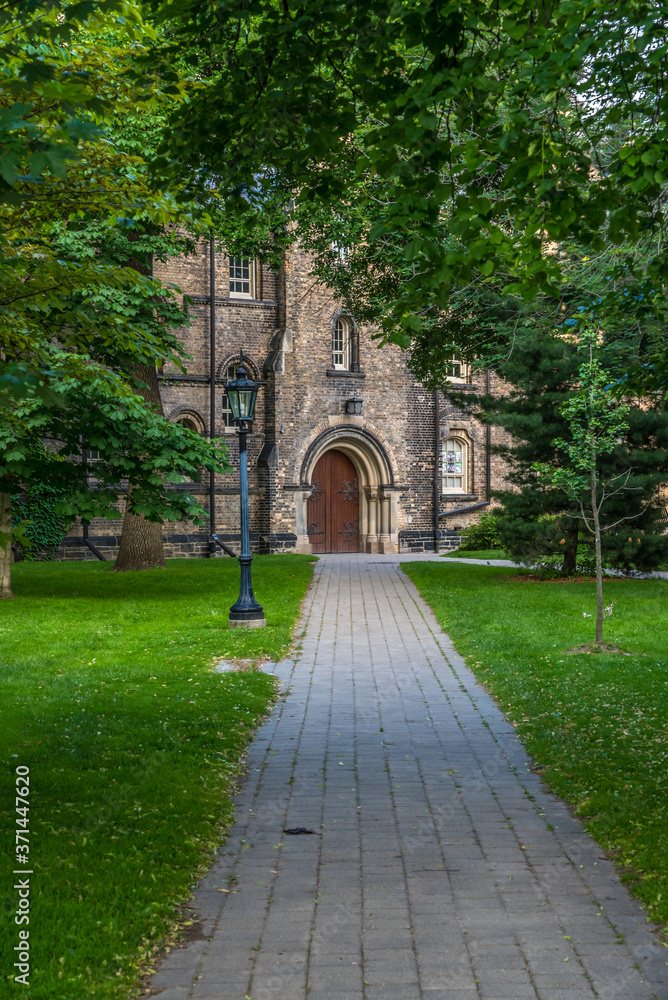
48, 215, 206, 571
148, 0, 668, 391
0, 355, 231, 597
0, 1, 229, 590
1, 1, 186, 387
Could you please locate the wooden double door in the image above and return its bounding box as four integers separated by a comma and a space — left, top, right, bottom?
307, 450, 360, 553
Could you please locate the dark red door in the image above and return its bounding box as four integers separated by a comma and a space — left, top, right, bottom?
307, 450, 360, 553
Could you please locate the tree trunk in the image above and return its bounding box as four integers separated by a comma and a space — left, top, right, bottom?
563, 514, 579, 575
114, 505, 166, 571
113, 362, 167, 572
0, 492, 14, 599
591, 467, 604, 644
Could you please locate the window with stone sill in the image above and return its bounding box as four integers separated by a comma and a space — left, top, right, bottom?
332, 316, 352, 370
331, 240, 348, 265
229, 256, 255, 298
331, 315, 362, 372
442, 438, 467, 492
445, 351, 469, 382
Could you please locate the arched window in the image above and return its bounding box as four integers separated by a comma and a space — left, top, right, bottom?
171, 412, 205, 481
332, 316, 355, 370
175, 416, 198, 433
442, 438, 467, 492
171, 411, 205, 435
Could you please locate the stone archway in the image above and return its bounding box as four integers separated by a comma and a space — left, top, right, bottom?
296, 426, 398, 554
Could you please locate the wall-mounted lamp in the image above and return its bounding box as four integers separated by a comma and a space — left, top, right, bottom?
345, 391, 362, 416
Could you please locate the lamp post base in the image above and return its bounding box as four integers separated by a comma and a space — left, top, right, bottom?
228, 613, 267, 629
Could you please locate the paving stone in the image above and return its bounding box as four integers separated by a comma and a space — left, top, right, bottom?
419, 969, 478, 990
145, 556, 664, 1000
526, 957, 588, 976
158, 940, 208, 971
307, 967, 363, 990
474, 984, 537, 999
148, 988, 191, 1000
190, 974, 251, 998
532, 973, 599, 990
363, 989, 422, 1000
150, 966, 200, 990
530, 992, 597, 1000
303, 993, 364, 1000
420, 993, 479, 1000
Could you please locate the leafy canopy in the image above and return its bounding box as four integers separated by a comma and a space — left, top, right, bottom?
1, 3, 230, 533
150, 0, 668, 387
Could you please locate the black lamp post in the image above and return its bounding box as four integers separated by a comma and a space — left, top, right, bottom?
225, 359, 266, 629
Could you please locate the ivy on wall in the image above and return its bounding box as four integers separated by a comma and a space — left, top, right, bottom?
11, 486, 75, 561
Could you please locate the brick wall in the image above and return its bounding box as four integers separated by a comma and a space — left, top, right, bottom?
54, 240, 512, 559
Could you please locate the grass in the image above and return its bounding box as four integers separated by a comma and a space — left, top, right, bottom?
0, 556, 314, 1000
443, 548, 668, 572
403, 560, 668, 930
442, 548, 507, 560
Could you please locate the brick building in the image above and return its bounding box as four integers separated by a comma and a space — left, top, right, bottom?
60, 241, 511, 559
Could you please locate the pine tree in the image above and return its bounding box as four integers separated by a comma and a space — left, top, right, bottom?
440, 329, 668, 574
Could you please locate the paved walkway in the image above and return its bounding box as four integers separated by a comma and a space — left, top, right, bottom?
149, 555, 667, 1000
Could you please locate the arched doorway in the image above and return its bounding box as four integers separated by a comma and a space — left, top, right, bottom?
307, 449, 360, 553
295, 426, 399, 554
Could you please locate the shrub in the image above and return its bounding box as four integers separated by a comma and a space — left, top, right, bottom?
459, 510, 503, 550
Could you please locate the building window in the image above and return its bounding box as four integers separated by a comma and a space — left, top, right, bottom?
331, 240, 348, 265
445, 350, 468, 382
171, 414, 205, 482
171, 410, 206, 435
442, 438, 467, 492
175, 416, 198, 433
229, 257, 255, 298
332, 316, 352, 370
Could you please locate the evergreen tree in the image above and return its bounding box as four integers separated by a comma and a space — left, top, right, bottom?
438, 329, 668, 574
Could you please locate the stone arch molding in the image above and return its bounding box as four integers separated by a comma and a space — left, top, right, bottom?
217, 353, 260, 380
169, 406, 207, 435
295, 423, 399, 554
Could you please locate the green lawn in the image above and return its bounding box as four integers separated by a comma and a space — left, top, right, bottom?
0, 556, 314, 1000
442, 548, 507, 560
403, 561, 668, 930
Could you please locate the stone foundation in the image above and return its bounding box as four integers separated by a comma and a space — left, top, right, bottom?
398, 530, 462, 553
